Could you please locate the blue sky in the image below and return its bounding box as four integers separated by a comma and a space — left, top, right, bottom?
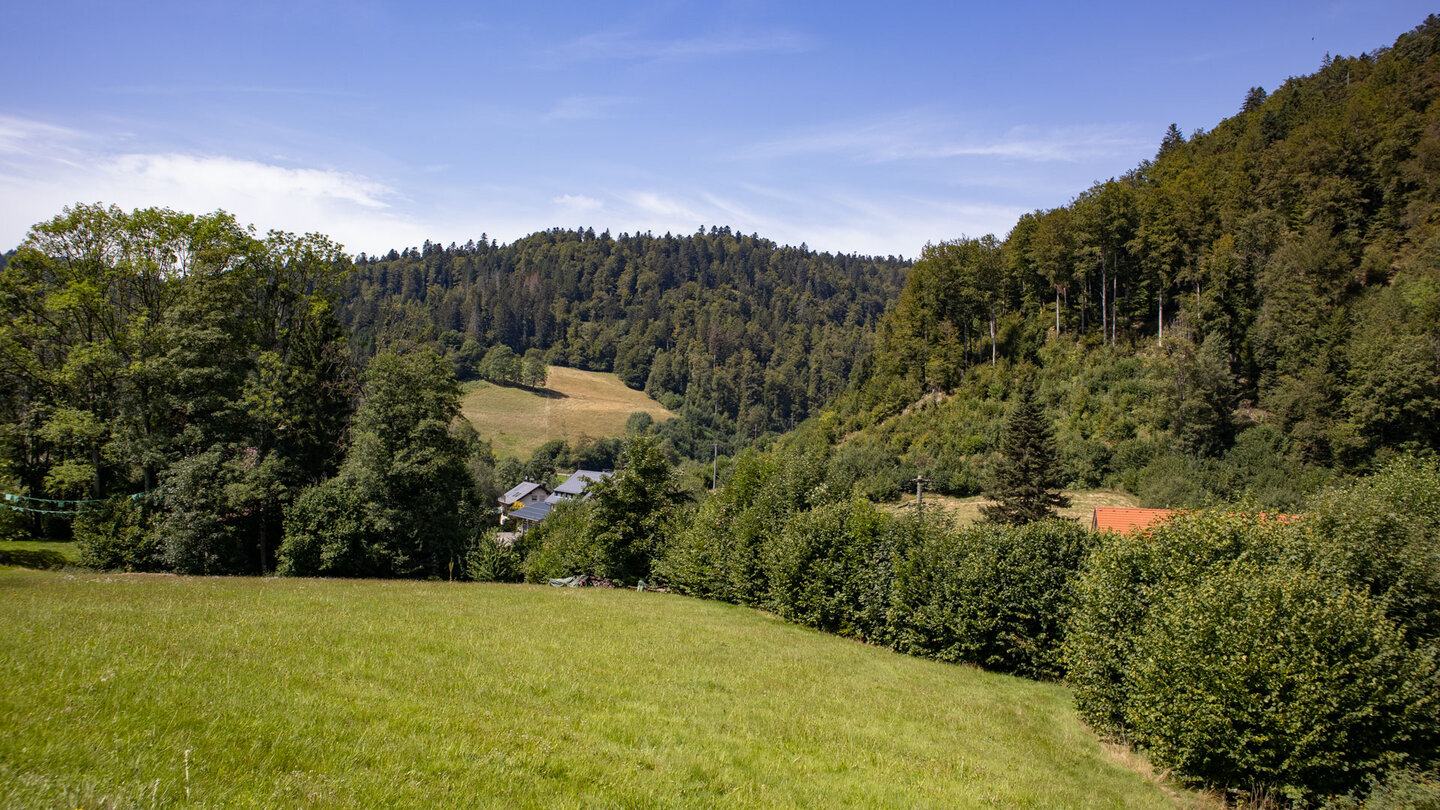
1, 1, 1435, 257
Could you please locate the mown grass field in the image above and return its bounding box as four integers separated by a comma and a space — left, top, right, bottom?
0, 570, 1203, 808
460, 366, 675, 459
887, 490, 1141, 526
0, 540, 79, 563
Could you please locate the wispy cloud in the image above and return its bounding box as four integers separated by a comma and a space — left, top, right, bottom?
554, 193, 604, 211
102, 85, 362, 97
0, 115, 417, 252
743, 112, 1149, 164
625, 191, 703, 225
543, 28, 812, 66
542, 95, 634, 122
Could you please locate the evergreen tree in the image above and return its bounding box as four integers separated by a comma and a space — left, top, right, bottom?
982, 383, 1069, 525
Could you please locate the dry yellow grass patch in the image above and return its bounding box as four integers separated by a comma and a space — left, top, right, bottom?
888, 489, 1141, 525
460, 365, 674, 459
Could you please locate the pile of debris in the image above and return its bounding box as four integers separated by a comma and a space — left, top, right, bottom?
546, 575, 667, 592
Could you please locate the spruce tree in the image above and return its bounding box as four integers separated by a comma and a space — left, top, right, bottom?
982, 382, 1070, 525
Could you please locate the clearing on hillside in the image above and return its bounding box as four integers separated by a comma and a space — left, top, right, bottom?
460, 365, 674, 459
0, 571, 1207, 809
888, 489, 1142, 525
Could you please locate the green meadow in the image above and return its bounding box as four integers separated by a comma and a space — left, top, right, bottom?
0, 570, 1201, 809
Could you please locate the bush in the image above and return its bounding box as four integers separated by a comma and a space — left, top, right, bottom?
889, 519, 1088, 679
277, 477, 380, 577
464, 528, 527, 582
156, 450, 251, 575
1326, 768, 1440, 810
521, 499, 598, 582
1126, 561, 1439, 798
74, 495, 160, 571
655, 447, 828, 604
1295, 456, 1440, 644
763, 499, 900, 641
1065, 509, 1291, 734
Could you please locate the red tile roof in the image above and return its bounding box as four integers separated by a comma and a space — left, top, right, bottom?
1090, 507, 1178, 535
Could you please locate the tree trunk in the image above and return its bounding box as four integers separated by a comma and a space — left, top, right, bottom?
1158, 287, 1165, 346
990, 311, 997, 366
1101, 253, 1108, 348
1055, 287, 1061, 334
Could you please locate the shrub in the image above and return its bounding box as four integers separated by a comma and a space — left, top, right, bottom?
1126, 560, 1439, 798
156, 450, 250, 575
763, 499, 899, 640
277, 477, 380, 577
73, 495, 160, 571
655, 447, 827, 604
521, 499, 598, 582
1065, 509, 1291, 734
890, 519, 1088, 679
1325, 768, 1440, 810
1295, 456, 1440, 644
464, 528, 527, 583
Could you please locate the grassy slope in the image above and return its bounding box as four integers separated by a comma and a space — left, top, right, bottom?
886, 490, 1140, 525
0, 571, 1200, 809
460, 366, 675, 459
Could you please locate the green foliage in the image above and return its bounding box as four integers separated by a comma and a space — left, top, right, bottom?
1326, 768, 1440, 810
1067, 461, 1440, 798
521, 348, 547, 388
1126, 561, 1438, 797
1065, 509, 1291, 733
156, 449, 252, 575
341, 229, 907, 458
276, 477, 379, 577
520, 500, 596, 582
762, 499, 899, 640
463, 528, 527, 583
583, 436, 690, 581
890, 519, 1089, 679
1296, 456, 1440, 643
73, 496, 159, 572
277, 350, 471, 579
0, 204, 354, 572
655, 447, 829, 604
821, 20, 1440, 498
478, 345, 521, 385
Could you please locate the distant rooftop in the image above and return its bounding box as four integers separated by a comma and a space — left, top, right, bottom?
499, 480, 547, 504
1090, 507, 1177, 535
553, 469, 612, 497
509, 502, 553, 523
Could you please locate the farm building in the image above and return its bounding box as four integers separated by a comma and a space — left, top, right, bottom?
499, 481, 550, 511
1090, 507, 1177, 535
545, 469, 613, 504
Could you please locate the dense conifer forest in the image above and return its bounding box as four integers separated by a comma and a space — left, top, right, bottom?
338, 229, 907, 456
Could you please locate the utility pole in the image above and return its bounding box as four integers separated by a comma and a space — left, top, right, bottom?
909, 476, 931, 518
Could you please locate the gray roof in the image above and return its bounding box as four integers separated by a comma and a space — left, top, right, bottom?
499, 481, 547, 504
509, 502, 553, 523
553, 469, 612, 497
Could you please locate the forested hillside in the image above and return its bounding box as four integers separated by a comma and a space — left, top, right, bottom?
797, 16, 1440, 507
338, 229, 907, 457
